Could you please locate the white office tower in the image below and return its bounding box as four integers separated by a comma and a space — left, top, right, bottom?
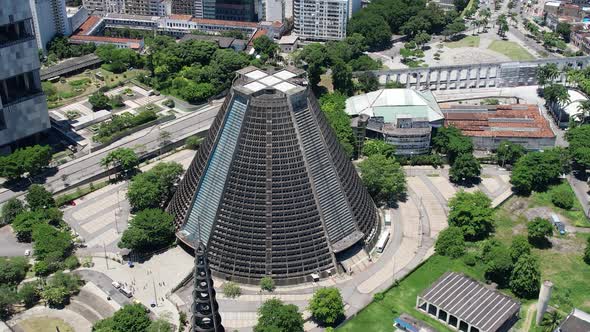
294, 0, 353, 41
258, 0, 284, 22
0, 0, 51, 147
29, 0, 69, 51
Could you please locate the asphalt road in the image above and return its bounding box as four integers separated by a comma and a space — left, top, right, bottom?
75, 269, 133, 307
0, 103, 220, 205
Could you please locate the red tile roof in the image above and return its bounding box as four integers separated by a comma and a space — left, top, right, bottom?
74, 15, 101, 36
441, 104, 555, 138
70, 35, 143, 49
248, 29, 267, 46
169, 14, 193, 20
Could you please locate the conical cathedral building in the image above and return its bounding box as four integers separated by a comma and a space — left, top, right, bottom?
167, 67, 380, 285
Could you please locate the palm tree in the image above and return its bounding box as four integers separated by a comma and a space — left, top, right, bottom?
497, 14, 509, 37
575, 100, 590, 124
541, 310, 562, 332
509, 12, 518, 27
537, 63, 560, 86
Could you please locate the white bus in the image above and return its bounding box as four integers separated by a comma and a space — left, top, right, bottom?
376, 231, 390, 253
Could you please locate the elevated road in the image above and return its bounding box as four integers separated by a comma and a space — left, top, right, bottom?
0, 103, 220, 205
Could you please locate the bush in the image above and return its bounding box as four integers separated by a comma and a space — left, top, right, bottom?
185, 136, 203, 150
435, 227, 465, 258
19, 282, 40, 308
527, 217, 553, 248
163, 99, 175, 108
550, 185, 574, 210
462, 253, 477, 266
64, 256, 79, 270
259, 276, 275, 292
584, 236, 590, 265
223, 282, 241, 298
373, 292, 385, 301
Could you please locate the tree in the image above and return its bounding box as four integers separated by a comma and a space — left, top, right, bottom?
253, 35, 279, 61
42, 286, 69, 307
12, 210, 47, 242
147, 319, 174, 332
331, 60, 354, 96
509, 235, 531, 262
348, 55, 381, 72
127, 162, 183, 211
0, 285, 17, 319
347, 12, 392, 51
297, 43, 328, 88
18, 282, 40, 308
575, 100, 590, 124
20, 145, 52, 177
510, 149, 568, 195
496, 141, 526, 167
556, 22, 571, 42
32, 223, 73, 261
449, 153, 481, 184
454, 0, 469, 12
543, 83, 569, 106
260, 276, 275, 292
308, 287, 344, 326
362, 139, 396, 158
550, 185, 574, 210
584, 236, 590, 264
89, 92, 111, 110
359, 154, 407, 205
93, 304, 151, 332
542, 310, 563, 332
527, 217, 553, 248
357, 72, 380, 93
254, 299, 304, 332
1, 198, 24, 225
510, 254, 541, 298
26, 184, 55, 210
435, 226, 465, 258
0, 257, 29, 285
101, 147, 139, 176
118, 209, 175, 251
566, 125, 590, 169
448, 191, 494, 240
432, 126, 473, 163
496, 14, 509, 37
319, 93, 355, 157
223, 282, 241, 298
414, 32, 432, 49
483, 244, 513, 287
446, 19, 467, 39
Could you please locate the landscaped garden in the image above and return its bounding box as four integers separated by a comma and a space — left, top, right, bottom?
338, 182, 590, 332
445, 36, 481, 49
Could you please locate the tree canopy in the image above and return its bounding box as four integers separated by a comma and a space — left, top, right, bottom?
509, 254, 541, 298
0, 257, 29, 285
127, 162, 184, 211
32, 223, 73, 261
254, 299, 304, 332
93, 304, 151, 332
483, 244, 513, 287
496, 141, 526, 167
26, 184, 55, 211
359, 154, 407, 206
319, 93, 356, 157
448, 191, 494, 240
527, 217, 553, 248
308, 287, 345, 326
101, 148, 140, 176
253, 35, 279, 61
510, 148, 569, 195
0, 145, 52, 180
362, 140, 396, 158
449, 153, 481, 184
432, 126, 473, 163
510, 235, 531, 262
434, 226, 465, 258
566, 125, 590, 170
1, 198, 24, 225
12, 210, 47, 242
118, 209, 175, 251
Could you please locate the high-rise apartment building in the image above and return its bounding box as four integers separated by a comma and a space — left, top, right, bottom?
29, 0, 88, 51
125, 0, 171, 16
83, 0, 125, 13
167, 67, 380, 285
0, 0, 51, 148
293, 0, 353, 41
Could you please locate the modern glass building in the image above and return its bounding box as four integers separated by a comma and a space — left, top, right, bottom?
167, 67, 380, 285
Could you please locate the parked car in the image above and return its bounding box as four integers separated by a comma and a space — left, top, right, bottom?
119, 287, 132, 298
111, 281, 121, 289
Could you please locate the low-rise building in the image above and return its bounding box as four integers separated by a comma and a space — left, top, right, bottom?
417, 272, 520, 332
548, 88, 589, 128
441, 104, 556, 150
278, 35, 298, 53
557, 308, 590, 332
346, 89, 444, 156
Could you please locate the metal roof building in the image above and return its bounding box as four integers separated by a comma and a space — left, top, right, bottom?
166, 66, 380, 285
557, 308, 590, 332
417, 272, 520, 332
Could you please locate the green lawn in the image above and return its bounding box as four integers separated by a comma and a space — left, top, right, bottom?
488, 40, 535, 60
337, 255, 486, 332
339, 192, 590, 331
445, 36, 480, 48
19, 317, 74, 332
528, 182, 590, 227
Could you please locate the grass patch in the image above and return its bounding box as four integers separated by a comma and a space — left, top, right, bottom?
55, 181, 109, 207
337, 255, 486, 332
19, 317, 75, 332
445, 36, 480, 48
488, 40, 535, 60
529, 182, 590, 227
